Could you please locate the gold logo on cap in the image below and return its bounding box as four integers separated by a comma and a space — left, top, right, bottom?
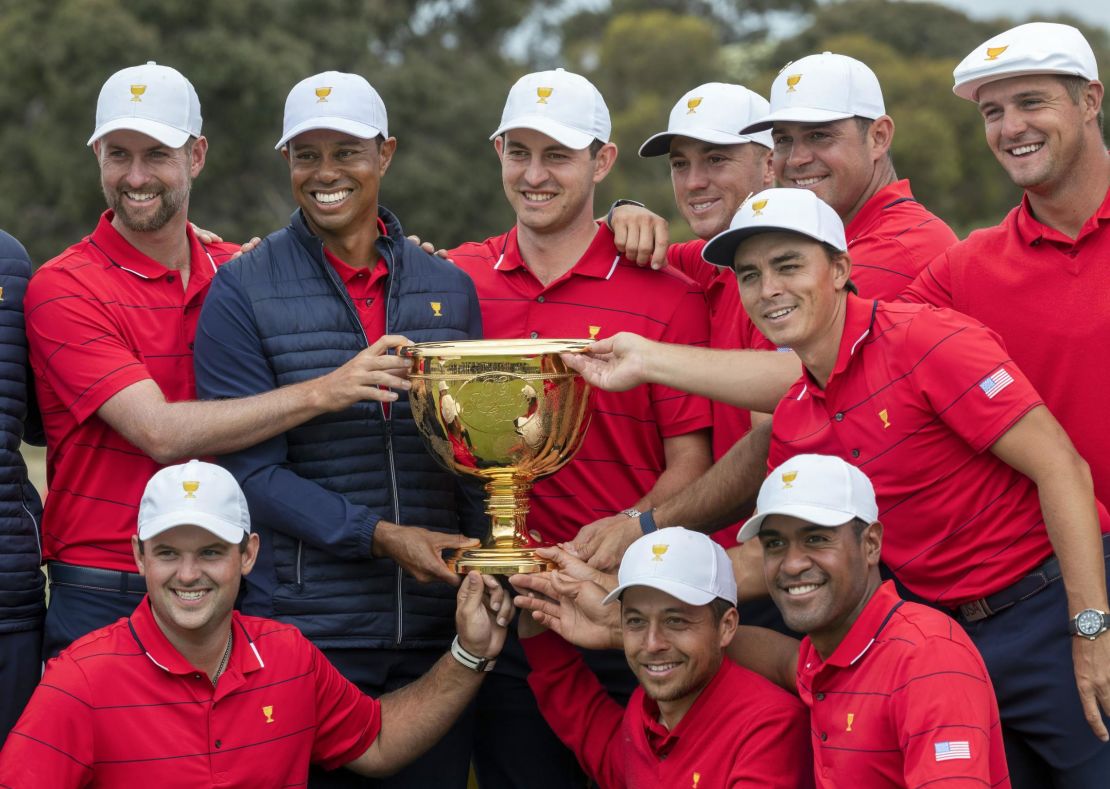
686, 97, 703, 114
588, 325, 601, 339
985, 45, 1008, 61
751, 199, 768, 216
537, 86, 553, 104
651, 544, 669, 562
182, 480, 199, 499
130, 85, 146, 102
263, 705, 275, 724
786, 74, 802, 92
781, 470, 798, 489
430, 301, 443, 317
315, 87, 332, 103
878, 408, 891, 429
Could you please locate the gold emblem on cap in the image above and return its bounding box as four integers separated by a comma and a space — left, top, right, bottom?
786, 74, 802, 92
315, 87, 332, 103
686, 97, 703, 114
537, 86, 553, 104
781, 470, 798, 488
588, 325, 601, 339
985, 45, 1008, 61
430, 301, 443, 317
651, 544, 669, 562
183, 480, 199, 499
130, 85, 146, 103
263, 705, 275, 724
751, 199, 768, 216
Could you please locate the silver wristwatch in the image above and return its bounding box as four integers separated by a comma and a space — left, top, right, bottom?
1070, 608, 1110, 640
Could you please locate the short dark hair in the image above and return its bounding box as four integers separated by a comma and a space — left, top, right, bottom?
853, 116, 896, 169
708, 597, 736, 623
588, 138, 605, 159
1058, 75, 1104, 133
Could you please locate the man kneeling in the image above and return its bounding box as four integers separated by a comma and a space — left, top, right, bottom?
0, 460, 510, 787
517, 527, 813, 788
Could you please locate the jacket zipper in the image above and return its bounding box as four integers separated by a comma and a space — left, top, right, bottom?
381, 245, 405, 646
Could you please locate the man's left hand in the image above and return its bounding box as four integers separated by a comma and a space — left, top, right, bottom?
455, 571, 514, 659
1073, 635, 1110, 741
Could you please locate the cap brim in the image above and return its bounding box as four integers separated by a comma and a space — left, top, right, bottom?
138, 511, 246, 544
953, 67, 1092, 101
276, 117, 384, 150
737, 504, 858, 543
601, 577, 717, 607
638, 128, 768, 158
88, 118, 191, 148
490, 117, 594, 150
703, 223, 821, 268
741, 107, 855, 134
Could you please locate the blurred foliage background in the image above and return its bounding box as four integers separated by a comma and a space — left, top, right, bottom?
2, 0, 1107, 266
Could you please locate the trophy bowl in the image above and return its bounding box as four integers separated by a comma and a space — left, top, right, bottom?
401, 339, 594, 574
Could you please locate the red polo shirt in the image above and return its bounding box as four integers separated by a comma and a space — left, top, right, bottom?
769, 294, 1110, 606
522, 630, 814, 789
0, 599, 380, 787
903, 188, 1110, 505
450, 224, 712, 544
24, 212, 240, 571
797, 582, 1009, 788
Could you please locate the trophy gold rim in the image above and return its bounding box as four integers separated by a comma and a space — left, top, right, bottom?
400, 338, 593, 358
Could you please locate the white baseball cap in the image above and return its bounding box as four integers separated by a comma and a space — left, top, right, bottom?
88, 62, 202, 148
490, 68, 610, 150
138, 460, 251, 544
276, 71, 388, 150
737, 454, 878, 542
953, 23, 1099, 101
602, 527, 737, 607
741, 52, 885, 134
702, 187, 846, 267
639, 83, 773, 157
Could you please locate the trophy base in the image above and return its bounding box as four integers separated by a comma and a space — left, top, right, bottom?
448, 547, 555, 575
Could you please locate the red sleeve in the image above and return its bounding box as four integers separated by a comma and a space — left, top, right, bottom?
728, 695, 815, 788
0, 653, 95, 788
892, 638, 1002, 787
649, 279, 713, 437
522, 631, 627, 789
308, 642, 382, 770
25, 267, 151, 424
906, 308, 1041, 452
665, 240, 717, 291
900, 249, 956, 308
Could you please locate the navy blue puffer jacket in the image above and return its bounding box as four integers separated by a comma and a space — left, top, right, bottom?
194, 208, 484, 650
0, 230, 44, 634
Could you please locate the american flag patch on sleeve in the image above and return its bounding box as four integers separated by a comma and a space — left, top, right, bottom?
934, 741, 971, 761
978, 367, 1014, 399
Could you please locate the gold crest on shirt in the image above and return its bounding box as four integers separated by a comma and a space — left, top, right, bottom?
692, 772, 702, 788
431, 301, 443, 317
588, 325, 601, 339
878, 409, 891, 429
846, 712, 855, 732
263, 705, 275, 724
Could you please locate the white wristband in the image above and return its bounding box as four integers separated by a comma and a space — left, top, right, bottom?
451, 635, 496, 672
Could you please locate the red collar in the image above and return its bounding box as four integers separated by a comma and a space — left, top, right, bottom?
808, 581, 903, 670
324, 247, 390, 284
844, 180, 914, 244
127, 597, 265, 693
1014, 187, 1110, 247
636, 658, 734, 756
802, 294, 877, 391
494, 222, 624, 280
90, 210, 218, 290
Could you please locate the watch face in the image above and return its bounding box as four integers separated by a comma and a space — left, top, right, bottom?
1077, 609, 1105, 636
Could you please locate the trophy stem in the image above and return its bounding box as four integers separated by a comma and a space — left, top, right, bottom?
448, 470, 554, 575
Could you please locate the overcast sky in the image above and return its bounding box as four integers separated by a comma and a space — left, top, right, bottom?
904, 0, 1110, 30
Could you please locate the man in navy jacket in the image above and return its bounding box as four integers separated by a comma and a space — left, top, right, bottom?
0, 230, 43, 745
194, 72, 484, 789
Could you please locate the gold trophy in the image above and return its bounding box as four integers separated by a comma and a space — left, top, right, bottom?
402, 339, 593, 574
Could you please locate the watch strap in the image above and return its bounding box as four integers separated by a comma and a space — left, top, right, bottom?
638, 509, 658, 534
451, 635, 496, 672
606, 199, 646, 228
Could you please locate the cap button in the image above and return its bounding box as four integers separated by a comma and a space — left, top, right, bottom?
147, 61, 157, 66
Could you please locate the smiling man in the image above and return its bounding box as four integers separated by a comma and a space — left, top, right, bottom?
517, 527, 812, 789
26, 63, 415, 663
737, 454, 1009, 788
193, 71, 484, 789
447, 68, 714, 789
0, 460, 512, 788
703, 186, 1110, 786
